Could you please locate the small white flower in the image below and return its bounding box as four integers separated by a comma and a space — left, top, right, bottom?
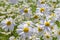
39, 19, 55, 32
20, 7, 32, 20
23, 21, 34, 27
1, 18, 15, 31
35, 23, 44, 36
43, 32, 52, 40
36, 4, 51, 16
16, 24, 33, 39
37, 0, 46, 5
54, 8, 60, 21
0, 7, 5, 12
54, 8, 60, 16
9, 36, 15, 40
47, 13, 57, 21
29, 35, 40, 40
56, 29, 60, 40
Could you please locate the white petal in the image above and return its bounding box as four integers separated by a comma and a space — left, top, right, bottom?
9, 26, 14, 31
16, 29, 23, 34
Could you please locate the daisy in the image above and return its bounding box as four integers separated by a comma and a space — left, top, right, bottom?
36, 3, 51, 17
23, 21, 34, 27
50, 29, 57, 37
1, 18, 15, 31
29, 35, 40, 40
32, 13, 43, 23
43, 32, 52, 40
39, 19, 55, 32
54, 8, 60, 21
35, 23, 44, 37
20, 7, 32, 20
16, 24, 33, 40
20, 6, 31, 14
37, 0, 46, 5
56, 29, 60, 40
46, 12, 57, 21
9, 36, 19, 40
9, 36, 15, 40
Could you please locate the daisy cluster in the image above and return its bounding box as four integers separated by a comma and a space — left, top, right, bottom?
0, 0, 60, 40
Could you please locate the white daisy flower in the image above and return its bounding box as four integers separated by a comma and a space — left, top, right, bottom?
16, 24, 33, 39
36, 4, 51, 16
54, 8, 60, 16
54, 8, 60, 21
20, 7, 32, 20
46, 12, 57, 21
20, 6, 31, 14
9, 36, 15, 40
50, 25, 58, 31
1, 18, 15, 31
32, 13, 43, 23
23, 21, 34, 27
35, 23, 44, 36
29, 35, 40, 40
39, 19, 55, 32
50, 29, 57, 37
43, 32, 52, 40
37, 0, 46, 5
0, 7, 5, 12
56, 29, 60, 40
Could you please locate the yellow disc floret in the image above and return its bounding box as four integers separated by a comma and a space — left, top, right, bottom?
40, 8, 45, 12
6, 21, 11, 26
38, 27, 43, 32
58, 31, 60, 35
33, 15, 39, 19
24, 8, 28, 13
50, 13, 56, 17
50, 26, 54, 30
45, 34, 50, 39
45, 22, 50, 26
40, 0, 45, 4
23, 27, 29, 33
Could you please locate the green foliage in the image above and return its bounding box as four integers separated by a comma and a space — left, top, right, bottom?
55, 21, 60, 28
30, 4, 36, 13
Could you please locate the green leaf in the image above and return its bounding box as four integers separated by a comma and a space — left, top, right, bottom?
55, 21, 60, 28
30, 4, 36, 13
52, 37, 57, 40
40, 36, 44, 40
0, 33, 10, 40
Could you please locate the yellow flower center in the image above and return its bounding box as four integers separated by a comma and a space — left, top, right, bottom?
24, 8, 28, 13
45, 35, 50, 39
38, 27, 43, 32
23, 27, 29, 33
6, 21, 11, 26
50, 13, 56, 17
58, 31, 60, 35
45, 22, 50, 26
40, 8, 45, 12
40, 0, 45, 4
33, 15, 39, 19
50, 26, 54, 30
